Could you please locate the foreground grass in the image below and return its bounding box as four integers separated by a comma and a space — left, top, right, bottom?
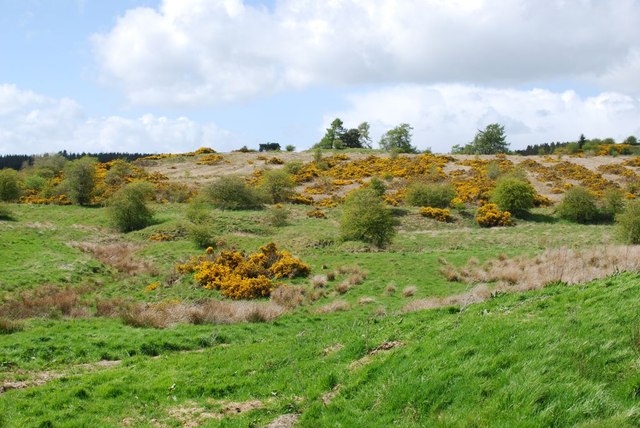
1, 273, 640, 426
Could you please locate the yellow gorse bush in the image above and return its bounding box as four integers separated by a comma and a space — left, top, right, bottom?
177, 243, 310, 299
419, 207, 453, 222
475, 203, 513, 227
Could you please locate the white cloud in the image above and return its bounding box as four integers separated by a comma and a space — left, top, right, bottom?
92, 0, 640, 106
0, 84, 237, 155
324, 85, 640, 153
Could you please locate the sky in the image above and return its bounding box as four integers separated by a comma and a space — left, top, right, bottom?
1, 0, 639, 155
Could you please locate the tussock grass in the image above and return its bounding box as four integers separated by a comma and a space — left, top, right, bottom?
0, 285, 86, 319
70, 241, 155, 275
270, 285, 306, 309
122, 300, 286, 329
316, 300, 350, 314
408, 245, 640, 313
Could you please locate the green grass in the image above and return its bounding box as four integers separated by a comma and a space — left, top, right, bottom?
1, 201, 637, 426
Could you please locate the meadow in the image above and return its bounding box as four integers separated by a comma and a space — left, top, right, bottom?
1, 150, 640, 427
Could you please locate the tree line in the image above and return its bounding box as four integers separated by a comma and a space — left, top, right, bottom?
0, 151, 153, 171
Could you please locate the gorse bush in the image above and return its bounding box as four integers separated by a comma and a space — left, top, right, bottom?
556, 186, 598, 223
340, 188, 396, 247
476, 203, 513, 227
177, 243, 310, 299
405, 182, 455, 208
268, 204, 289, 227
616, 200, 640, 244
0, 168, 21, 201
107, 182, 154, 232
490, 177, 536, 217
259, 169, 295, 203
64, 156, 97, 205
368, 177, 387, 197
205, 176, 263, 210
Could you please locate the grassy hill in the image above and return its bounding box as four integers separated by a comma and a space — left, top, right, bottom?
1, 151, 640, 427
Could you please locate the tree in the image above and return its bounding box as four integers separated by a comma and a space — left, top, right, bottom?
468, 123, 509, 154
317, 118, 346, 149
107, 182, 154, 232
0, 169, 21, 202
357, 122, 372, 149
64, 156, 96, 205
616, 200, 640, 244
623, 135, 638, 146
340, 188, 396, 247
577, 134, 587, 150
379, 123, 417, 153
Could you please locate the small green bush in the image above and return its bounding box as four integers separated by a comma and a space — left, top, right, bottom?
268, 205, 289, 227
107, 182, 154, 232
24, 174, 47, 192
205, 176, 263, 210
405, 182, 455, 208
490, 177, 536, 217
283, 161, 303, 175
64, 156, 97, 205
259, 169, 295, 203
616, 200, 640, 244
188, 223, 217, 248
556, 186, 598, 223
186, 196, 211, 224
600, 188, 625, 221
285, 145, 296, 152
340, 188, 396, 248
368, 177, 387, 197
0, 203, 13, 220
0, 169, 21, 202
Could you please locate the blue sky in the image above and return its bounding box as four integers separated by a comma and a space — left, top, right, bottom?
1, 0, 639, 155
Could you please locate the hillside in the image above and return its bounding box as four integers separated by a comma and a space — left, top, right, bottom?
1, 151, 640, 427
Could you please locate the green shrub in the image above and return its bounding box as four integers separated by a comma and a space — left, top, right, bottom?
0, 169, 21, 201
556, 186, 598, 223
340, 188, 396, 248
24, 174, 47, 192
107, 182, 154, 232
64, 156, 97, 205
490, 177, 536, 217
205, 176, 263, 210
0, 204, 13, 220
600, 188, 625, 221
268, 205, 289, 227
405, 182, 455, 208
368, 177, 387, 197
104, 160, 132, 186
616, 200, 640, 244
188, 223, 217, 248
259, 169, 295, 203
186, 196, 211, 224
283, 161, 303, 175
285, 145, 296, 152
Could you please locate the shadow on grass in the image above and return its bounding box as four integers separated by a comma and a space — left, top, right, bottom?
521, 212, 558, 223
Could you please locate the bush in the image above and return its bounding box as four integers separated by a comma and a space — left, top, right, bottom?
0, 204, 13, 220
368, 177, 387, 197
268, 204, 289, 227
616, 200, 640, 244
285, 145, 296, 152
64, 156, 97, 205
340, 188, 396, 247
259, 169, 295, 203
600, 188, 625, 221
476, 203, 513, 227
107, 182, 154, 232
188, 223, 217, 248
405, 182, 455, 208
205, 176, 263, 210
490, 177, 536, 217
556, 186, 598, 223
0, 168, 21, 201
185, 196, 211, 224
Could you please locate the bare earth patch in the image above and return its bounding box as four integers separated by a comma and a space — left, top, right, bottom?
166, 399, 268, 427
266, 414, 300, 428
349, 341, 404, 370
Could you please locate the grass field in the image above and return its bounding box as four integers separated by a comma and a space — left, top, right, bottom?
1, 153, 640, 427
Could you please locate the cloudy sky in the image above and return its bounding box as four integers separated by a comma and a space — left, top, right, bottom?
1, 0, 639, 155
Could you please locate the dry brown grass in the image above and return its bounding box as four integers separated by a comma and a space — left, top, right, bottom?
358, 296, 376, 305
407, 245, 640, 313
402, 286, 417, 297
270, 285, 306, 309
0, 285, 87, 319
316, 300, 350, 314
0, 317, 23, 334
334, 282, 351, 294
385, 284, 397, 295
311, 275, 328, 288
121, 300, 286, 329
70, 241, 155, 275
